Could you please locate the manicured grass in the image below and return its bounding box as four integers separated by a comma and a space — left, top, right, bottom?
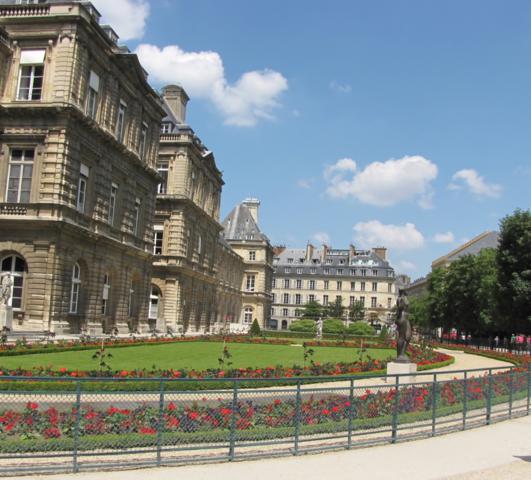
0, 342, 394, 372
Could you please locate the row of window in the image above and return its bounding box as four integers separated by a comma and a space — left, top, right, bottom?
272, 293, 393, 309
1, 255, 140, 316
276, 267, 393, 277
14, 50, 151, 160
273, 278, 393, 293
4, 148, 143, 236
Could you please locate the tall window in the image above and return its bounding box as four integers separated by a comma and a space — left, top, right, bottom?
388, 283, 393, 293
157, 162, 169, 194
308, 294, 315, 302
77, 164, 89, 213
361, 281, 366, 292
128, 279, 135, 317
295, 294, 302, 305
337, 281, 342, 291
249, 251, 256, 261
324, 280, 329, 289
371, 297, 377, 308
139, 122, 148, 160
296, 268, 303, 274
372, 282, 378, 292
359, 296, 365, 306
149, 285, 160, 320
283, 293, 289, 304
132, 198, 141, 235
283, 278, 290, 289
86, 70, 99, 119
101, 273, 110, 315
1, 255, 26, 309
361, 269, 367, 277
372, 269, 378, 276
153, 230, 163, 255
309, 280, 315, 289
69, 263, 81, 314
350, 281, 355, 291
282, 308, 289, 317
116, 100, 127, 142
108, 183, 118, 225
272, 278, 276, 288
323, 295, 329, 306
6, 148, 34, 203
246, 274, 256, 292
350, 296, 355, 306
387, 297, 392, 308
296, 279, 302, 289
17, 50, 45, 100
243, 307, 253, 324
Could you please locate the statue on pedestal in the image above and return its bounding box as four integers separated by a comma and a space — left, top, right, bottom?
316, 317, 323, 340
395, 289, 412, 363
0, 274, 13, 306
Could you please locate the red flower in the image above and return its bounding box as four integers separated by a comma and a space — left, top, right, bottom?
120, 370, 129, 377
140, 427, 156, 435
43, 427, 61, 438
274, 399, 282, 406
26, 402, 38, 410
167, 402, 176, 411
188, 411, 199, 421
220, 408, 232, 416
59, 367, 67, 374
322, 409, 330, 415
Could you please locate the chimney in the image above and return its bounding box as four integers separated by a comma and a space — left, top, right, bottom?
305, 243, 314, 262
161, 85, 189, 124
242, 198, 260, 224
373, 247, 387, 261
349, 243, 356, 259
321, 243, 329, 262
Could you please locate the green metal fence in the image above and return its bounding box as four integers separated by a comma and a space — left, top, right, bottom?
0, 364, 529, 475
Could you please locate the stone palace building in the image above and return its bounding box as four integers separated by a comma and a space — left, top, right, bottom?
0, 0, 273, 335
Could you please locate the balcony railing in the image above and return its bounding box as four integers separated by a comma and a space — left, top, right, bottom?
0, 4, 50, 17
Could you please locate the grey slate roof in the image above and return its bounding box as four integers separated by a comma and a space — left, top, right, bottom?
222, 204, 269, 242
160, 97, 194, 135
447, 231, 499, 261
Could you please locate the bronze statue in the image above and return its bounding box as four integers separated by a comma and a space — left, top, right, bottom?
395, 289, 412, 363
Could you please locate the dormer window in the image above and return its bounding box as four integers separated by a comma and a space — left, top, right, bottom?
161, 122, 173, 134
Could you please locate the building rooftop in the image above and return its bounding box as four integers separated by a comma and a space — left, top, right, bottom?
432, 231, 499, 269
222, 203, 269, 242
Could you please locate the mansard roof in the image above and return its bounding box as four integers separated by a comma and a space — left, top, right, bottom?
222, 204, 269, 242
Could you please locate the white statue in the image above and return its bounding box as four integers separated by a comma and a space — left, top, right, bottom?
0, 274, 13, 306
316, 317, 323, 339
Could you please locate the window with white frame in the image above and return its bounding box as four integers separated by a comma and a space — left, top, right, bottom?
295, 294, 302, 305
323, 295, 329, 306
157, 162, 169, 194
324, 268, 329, 275
350, 269, 356, 276
69, 263, 81, 314
283, 278, 290, 289
361, 281, 366, 291
246, 274, 256, 292
243, 307, 253, 324
17, 49, 45, 100
283, 293, 289, 304
388, 283, 393, 293
153, 229, 163, 255
296, 279, 302, 289
387, 297, 392, 308
324, 280, 329, 289
337, 281, 342, 291
373, 269, 378, 276
149, 285, 161, 320
160, 122, 173, 134
1, 255, 26, 309
128, 279, 136, 317
132, 198, 141, 236
310, 267, 316, 274
359, 296, 365, 306
249, 251, 256, 261
86, 70, 100, 119
372, 282, 378, 292
101, 273, 110, 315
284, 267, 291, 273
350, 296, 355, 306
308, 294, 315, 302
282, 308, 289, 317
6, 148, 34, 203
371, 297, 377, 308
350, 281, 355, 291
77, 164, 89, 213
139, 122, 148, 160
309, 280, 315, 289
272, 278, 276, 288
116, 100, 127, 142
361, 269, 366, 277
337, 268, 343, 275
287, 258, 293, 264
296, 267, 303, 274
108, 183, 118, 225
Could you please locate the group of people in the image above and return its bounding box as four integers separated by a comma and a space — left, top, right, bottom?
441, 330, 531, 354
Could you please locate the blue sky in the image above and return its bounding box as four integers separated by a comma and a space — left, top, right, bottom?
93, 0, 531, 277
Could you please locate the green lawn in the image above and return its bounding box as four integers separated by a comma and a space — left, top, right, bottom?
0, 342, 394, 372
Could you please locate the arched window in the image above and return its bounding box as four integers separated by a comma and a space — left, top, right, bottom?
1, 254, 26, 309
243, 306, 253, 324
70, 263, 81, 313
149, 285, 161, 320
281, 320, 288, 330
101, 272, 111, 315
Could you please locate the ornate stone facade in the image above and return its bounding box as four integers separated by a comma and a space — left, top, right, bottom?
151, 86, 245, 334
0, 2, 165, 334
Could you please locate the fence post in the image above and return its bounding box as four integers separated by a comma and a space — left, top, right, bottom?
72, 381, 82, 473
462, 371, 468, 430
431, 373, 437, 437
347, 378, 355, 450
391, 375, 399, 444
486, 368, 493, 425
229, 381, 238, 461
508, 367, 514, 419
156, 380, 165, 466
294, 381, 302, 455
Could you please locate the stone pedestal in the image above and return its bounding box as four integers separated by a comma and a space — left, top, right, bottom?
386, 361, 417, 384
0, 305, 13, 330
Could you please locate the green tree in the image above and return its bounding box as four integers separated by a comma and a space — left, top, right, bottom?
346, 322, 375, 336
348, 300, 365, 322
249, 319, 261, 336
322, 318, 345, 334
496, 209, 531, 334
409, 295, 430, 328
326, 297, 344, 319
427, 267, 449, 329
301, 300, 324, 319
289, 319, 317, 333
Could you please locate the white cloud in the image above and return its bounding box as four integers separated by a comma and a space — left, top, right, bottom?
297, 178, 314, 189
330, 81, 352, 94
325, 155, 438, 208
449, 169, 502, 198
433, 232, 455, 244
313, 232, 331, 245
135, 44, 288, 126
353, 221, 425, 250
91, 0, 149, 41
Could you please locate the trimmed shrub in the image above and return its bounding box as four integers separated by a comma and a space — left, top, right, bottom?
250, 319, 261, 336
347, 322, 375, 336
289, 319, 317, 333
322, 319, 345, 334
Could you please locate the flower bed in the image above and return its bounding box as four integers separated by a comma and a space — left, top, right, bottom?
432, 343, 531, 367
0, 367, 526, 453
